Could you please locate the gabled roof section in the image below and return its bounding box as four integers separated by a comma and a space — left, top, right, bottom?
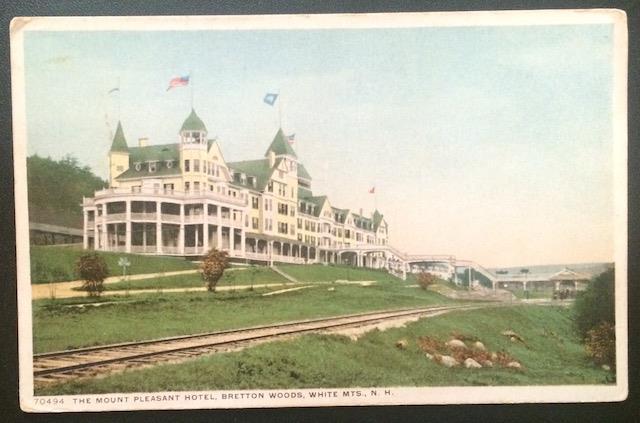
549, 268, 591, 281
265, 128, 297, 158
297, 163, 311, 181
110, 121, 129, 153
115, 143, 181, 180
180, 108, 207, 133
227, 158, 273, 191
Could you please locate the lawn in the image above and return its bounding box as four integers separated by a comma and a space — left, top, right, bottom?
85, 267, 288, 292
30, 245, 196, 283
277, 264, 404, 283
36, 305, 612, 395
33, 280, 455, 353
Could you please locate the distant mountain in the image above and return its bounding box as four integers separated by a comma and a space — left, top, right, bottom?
27, 155, 107, 229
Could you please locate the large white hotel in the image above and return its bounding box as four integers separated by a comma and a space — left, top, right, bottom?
82, 109, 391, 267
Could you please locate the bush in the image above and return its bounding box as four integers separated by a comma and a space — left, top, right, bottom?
417, 272, 438, 290
75, 252, 108, 297
574, 268, 615, 338
201, 248, 229, 292
585, 321, 616, 368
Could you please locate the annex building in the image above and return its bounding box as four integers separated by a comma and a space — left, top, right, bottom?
82, 109, 391, 267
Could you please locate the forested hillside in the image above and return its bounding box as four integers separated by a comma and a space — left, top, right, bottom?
27, 155, 107, 228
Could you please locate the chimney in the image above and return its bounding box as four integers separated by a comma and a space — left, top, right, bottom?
268, 150, 276, 167
138, 137, 148, 147
359, 208, 363, 217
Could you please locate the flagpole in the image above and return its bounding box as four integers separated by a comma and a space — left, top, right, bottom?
278, 89, 282, 128
190, 70, 194, 109
116, 76, 121, 121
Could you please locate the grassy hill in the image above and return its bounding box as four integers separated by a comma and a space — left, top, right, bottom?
27, 155, 106, 229
30, 245, 196, 283
36, 304, 612, 395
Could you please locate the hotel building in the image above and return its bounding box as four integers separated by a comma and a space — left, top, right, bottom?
82, 109, 390, 267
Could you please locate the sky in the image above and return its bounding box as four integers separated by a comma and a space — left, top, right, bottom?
22, 23, 615, 267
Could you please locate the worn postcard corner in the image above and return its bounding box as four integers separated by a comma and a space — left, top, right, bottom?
11, 9, 628, 412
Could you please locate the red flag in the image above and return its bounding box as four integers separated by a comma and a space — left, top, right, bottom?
166, 75, 190, 91
368, 187, 375, 194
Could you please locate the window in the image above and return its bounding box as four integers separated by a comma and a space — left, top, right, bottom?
166, 160, 173, 168
297, 218, 302, 229
252, 196, 259, 209
278, 203, 288, 215
148, 162, 157, 173
132, 186, 141, 193
252, 217, 259, 230
194, 181, 200, 191
194, 160, 200, 172
184, 160, 190, 172
163, 183, 174, 193
184, 182, 190, 192
134, 162, 141, 171
278, 222, 288, 234
267, 181, 273, 192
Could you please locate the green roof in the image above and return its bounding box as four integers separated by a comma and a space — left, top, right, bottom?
265, 128, 297, 158
227, 158, 273, 191
297, 186, 313, 199
180, 108, 207, 133
373, 210, 384, 230
115, 143, 181, 180
297, 163, 311, 180
110, 121, 129, 152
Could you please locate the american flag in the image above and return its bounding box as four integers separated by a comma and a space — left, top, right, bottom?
166, 75, 190, 91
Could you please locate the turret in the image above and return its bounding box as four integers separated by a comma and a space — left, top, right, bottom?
179, 108, 207, 145
109, 121, 129, 186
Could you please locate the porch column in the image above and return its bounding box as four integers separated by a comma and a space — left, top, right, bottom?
156, 201, 162, 254
229, 228, 235, 252
216, 225, 222, 250
203, 223, 209, 253
94, 209, 100, 250
268, 240, 274, 266
555, 281, 560, 291
240, 230, 246, 256
179, 203, 185, 255
125, 200, 131, 253
82, 209, 88, 249
194, 225, 199, 254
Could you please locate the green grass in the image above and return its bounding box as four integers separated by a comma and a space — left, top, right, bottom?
277, 264, 402, 283
92, 267, 288, 292
33, 280, 454, 353
36, 305, 613, 395
30, 245, 197, 283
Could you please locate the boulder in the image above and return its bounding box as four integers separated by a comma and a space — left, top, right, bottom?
464, 358, 482, 369
425, 353, 434, 360
472, 341, 486, 351
439, 355, 459, 368
482, 360, 494, 368
490, 352, 498, 361
445, 339, 467, 349
396, 339, 408, 350
506, 361, 522, 369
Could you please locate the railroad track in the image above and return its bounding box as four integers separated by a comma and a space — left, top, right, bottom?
33, 304, 484, 386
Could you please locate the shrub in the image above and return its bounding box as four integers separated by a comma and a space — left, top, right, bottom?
201, 248, 229, 292
585, 321, 616, 368
574, 268, 615, 338
75, 252, 108, 297
416, 272, 438, 290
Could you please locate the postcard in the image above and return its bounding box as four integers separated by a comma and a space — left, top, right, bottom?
11, 9, 627, 412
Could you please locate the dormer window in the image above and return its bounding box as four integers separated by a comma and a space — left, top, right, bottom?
134, 162, 142, 171
165, 160, 173, 168
148, 161, 158, 173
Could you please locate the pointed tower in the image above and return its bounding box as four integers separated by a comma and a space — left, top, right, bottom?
179, 108, 208, 145
109, 121, 129, 186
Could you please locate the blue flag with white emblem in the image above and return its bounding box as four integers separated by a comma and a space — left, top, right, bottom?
263, 93, 278, 106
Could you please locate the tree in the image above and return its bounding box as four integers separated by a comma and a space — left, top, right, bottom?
574, 268, 615, 338
76, 252, 109, 297
201, 248, 229, 292
417, 272, 438, 290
